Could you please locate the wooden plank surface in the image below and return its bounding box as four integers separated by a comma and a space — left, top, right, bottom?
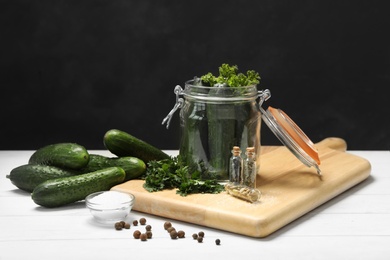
111, 137, 371, 237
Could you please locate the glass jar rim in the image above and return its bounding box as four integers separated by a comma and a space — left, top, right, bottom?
183, 79, 259, 102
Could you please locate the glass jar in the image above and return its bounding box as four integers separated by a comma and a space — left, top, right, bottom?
163, 80, 271, 182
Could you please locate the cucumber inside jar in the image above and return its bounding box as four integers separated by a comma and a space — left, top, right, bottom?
179, 85, 261, 181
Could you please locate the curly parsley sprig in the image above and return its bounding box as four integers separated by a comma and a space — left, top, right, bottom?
200, 63, 260, 88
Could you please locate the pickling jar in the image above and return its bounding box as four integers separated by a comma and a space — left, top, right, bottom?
163, 80, 271, 182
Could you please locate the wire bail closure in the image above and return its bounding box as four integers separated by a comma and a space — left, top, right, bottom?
162, 85, 184, 129
163, 86, 271, 129
257, 89, 271, 107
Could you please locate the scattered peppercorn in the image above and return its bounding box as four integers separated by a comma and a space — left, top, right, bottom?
114, 219, 219, 244
133, 230, 141, 239
140, 233, 147, 241
114, 222, 123, 230
164, 221, 172, 230
177, 230, 185, 238
167, 227, 176, 233
170, 230, 178, 239
139, 217, 147, 225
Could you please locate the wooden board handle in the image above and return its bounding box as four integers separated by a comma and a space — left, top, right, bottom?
316, 137, 347, 152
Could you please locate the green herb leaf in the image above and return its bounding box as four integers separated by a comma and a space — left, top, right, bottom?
143, 156, 224, 196
177, 179, 225, 196
200, 63, 260, 87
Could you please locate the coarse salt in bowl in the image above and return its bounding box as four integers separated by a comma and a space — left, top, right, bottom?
86, 190, 135, 224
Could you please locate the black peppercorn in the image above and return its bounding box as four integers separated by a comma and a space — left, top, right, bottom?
133, 230, 141, 239
192, 233, 198, 240
215, 239, 221, 245
164, 221, 172, 230
167, 227, 176, 233
139, 217, 147, 225
177, 230, 185, 238
145, 225, 152, 231
114, 222, 123, 230
140, 233, 147, 241
170, 230, 178, 239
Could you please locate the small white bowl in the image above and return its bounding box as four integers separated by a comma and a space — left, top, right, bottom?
85, 191, 135, 224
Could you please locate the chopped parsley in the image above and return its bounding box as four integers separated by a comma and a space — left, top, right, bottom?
143, 156, 224, 196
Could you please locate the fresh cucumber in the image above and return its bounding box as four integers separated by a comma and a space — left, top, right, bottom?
29, 143, 90, 170
31, 167, 126, 208
206, 87, 236, 180
79, 154, 146, 181
179, 100, 210, 175
103, 129, 170, 163
6, 164, 79, 192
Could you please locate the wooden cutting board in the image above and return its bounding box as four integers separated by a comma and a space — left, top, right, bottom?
111, 137, 371, 237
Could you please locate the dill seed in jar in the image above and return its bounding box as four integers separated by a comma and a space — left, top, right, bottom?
229, 146, 243, 184
243, 147, 256, 188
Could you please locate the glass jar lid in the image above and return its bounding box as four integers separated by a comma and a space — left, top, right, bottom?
260, 106, 321, 175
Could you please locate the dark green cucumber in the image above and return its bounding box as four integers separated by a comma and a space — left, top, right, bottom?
179, 99, 210, 175
103, 129, 170, 163
6, 164, 79, 192
31, 167, 125, 208
79, 154, 146, 181
206, 87, 236, 180
29, 143, 90, 170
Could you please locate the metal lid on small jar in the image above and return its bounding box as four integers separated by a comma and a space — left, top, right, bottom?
260, 106, 321, 175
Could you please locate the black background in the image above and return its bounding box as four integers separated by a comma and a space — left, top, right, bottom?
1, 0, 389, 151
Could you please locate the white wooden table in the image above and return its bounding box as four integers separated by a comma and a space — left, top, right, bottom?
1, 150, 389, 260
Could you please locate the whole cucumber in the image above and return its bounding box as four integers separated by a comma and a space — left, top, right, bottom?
29, 143, 90, 170
31, 167, 125, 208
6, 164, 79, 192
79, 154, 146, 181
206, 87, 235, 180
103, 129, 170, 163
